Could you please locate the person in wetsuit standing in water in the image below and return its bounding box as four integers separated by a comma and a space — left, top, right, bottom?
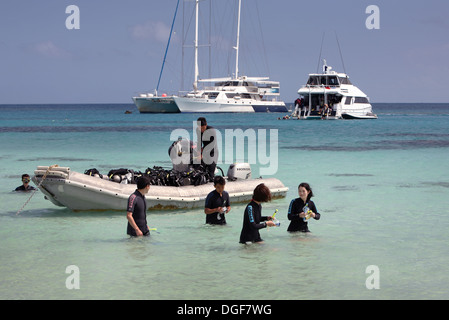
204, 176, 231, 225
287, 182, 320, 232
239, 183, 276, 244
126, 176, 151, 237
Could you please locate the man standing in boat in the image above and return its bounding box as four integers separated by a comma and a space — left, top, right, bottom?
196, 117, 218, 182
126, 176, 151, 237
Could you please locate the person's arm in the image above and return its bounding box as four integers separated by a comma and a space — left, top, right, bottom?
204, 207, 221, 214
126, 211, 143, 236
310, 201, 320, 220
260, 215, 274, 221
287, 199, 302, 221
247, 205, 274, 229
225, 193, 231, 214
204, 192, 220, 214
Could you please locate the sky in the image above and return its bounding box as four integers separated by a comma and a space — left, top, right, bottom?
1, 0, 448, 104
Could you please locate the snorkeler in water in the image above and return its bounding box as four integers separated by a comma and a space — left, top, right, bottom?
287, 182, 320, 232
14, 174, 36, 192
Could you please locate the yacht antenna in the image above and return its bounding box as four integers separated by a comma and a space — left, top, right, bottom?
316, 32, 325, 73
335, 32, 347, 74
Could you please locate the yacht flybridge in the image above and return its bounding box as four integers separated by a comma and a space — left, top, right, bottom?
293, 60, 377, 120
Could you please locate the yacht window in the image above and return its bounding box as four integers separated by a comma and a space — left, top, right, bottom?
345, 96, 353, 105
339, 77, 352, 85
206, 92, 219, 99
225, 93, 236, 98
327, 76, 339, 86
241, 93, 251, 99
307, 76, 319, 85
354, 97, 369, 104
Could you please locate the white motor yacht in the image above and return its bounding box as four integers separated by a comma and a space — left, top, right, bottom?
294, 60, 377, 120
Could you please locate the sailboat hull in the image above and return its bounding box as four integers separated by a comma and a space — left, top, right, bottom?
133, 97, 180, 113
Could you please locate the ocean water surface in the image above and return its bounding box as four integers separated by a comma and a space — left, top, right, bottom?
1, 103, 449, 299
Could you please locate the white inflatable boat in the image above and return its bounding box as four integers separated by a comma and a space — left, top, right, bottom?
32, 164, 288, 211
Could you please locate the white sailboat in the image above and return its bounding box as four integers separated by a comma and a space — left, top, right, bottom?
174, 0, 287, 113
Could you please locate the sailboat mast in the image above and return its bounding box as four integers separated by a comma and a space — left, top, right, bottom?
234, 0, 241, 79
156, 0, 180, 95
193, 0, 199, 91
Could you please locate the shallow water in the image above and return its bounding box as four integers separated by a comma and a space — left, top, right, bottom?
1, 103, 449, 299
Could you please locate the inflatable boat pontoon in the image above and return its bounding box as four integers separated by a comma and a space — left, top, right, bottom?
32, 165, 289, 211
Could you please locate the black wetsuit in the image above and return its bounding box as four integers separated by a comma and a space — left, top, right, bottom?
239, 200, 269, 243
287, 198, 320, 232
14, 185, 36, 192
126, 190, 149, 236
197, 125, 218, 179
204, 189, 230, 225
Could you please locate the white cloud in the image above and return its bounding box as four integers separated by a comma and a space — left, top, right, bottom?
30, 41, 71, 59
129, 21, 171, 43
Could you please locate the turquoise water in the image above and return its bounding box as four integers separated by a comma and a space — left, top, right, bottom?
1, 103, 449, 299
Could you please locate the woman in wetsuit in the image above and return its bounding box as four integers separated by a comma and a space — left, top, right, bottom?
239, 183, 276, 244
287, 182, 320, 232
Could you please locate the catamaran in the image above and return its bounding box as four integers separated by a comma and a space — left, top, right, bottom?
293, 60, 377, 120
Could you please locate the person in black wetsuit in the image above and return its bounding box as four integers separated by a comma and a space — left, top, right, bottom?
126, 176, 151, 237
287, 182, 320, 232
239, 183, 276, 243
14, 174, 36, 192
204, 176, 231, 225
196, 117, 218, 181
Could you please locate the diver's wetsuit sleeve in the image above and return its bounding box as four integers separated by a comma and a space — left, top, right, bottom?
127, 192, 137, 213
287, 199, 302, 221
246, 204, 266, 230
205, 191, 214, 209
310, 201, 320, 220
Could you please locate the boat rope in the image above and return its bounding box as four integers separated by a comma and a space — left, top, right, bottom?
16, 164, 59, 215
